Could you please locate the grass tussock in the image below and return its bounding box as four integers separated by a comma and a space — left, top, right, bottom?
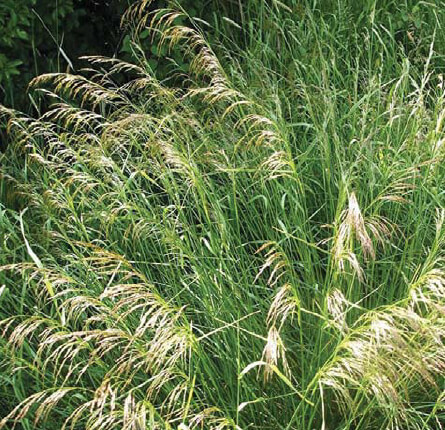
0, 1, 444, 429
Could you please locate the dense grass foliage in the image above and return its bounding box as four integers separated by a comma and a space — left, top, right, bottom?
0, 1, 444, 429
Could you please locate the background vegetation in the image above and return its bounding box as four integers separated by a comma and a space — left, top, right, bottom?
0, 0, 130, 108
0, 1, 444, 429
0, 0, 226, 109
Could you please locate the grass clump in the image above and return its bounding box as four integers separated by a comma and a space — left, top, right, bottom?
0, 1, 444, 429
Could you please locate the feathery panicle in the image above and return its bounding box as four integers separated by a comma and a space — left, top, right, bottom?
331, 192, 392, 281
261, 326, 290, 381
326, 289, 351, 334
254, 242, 289, 287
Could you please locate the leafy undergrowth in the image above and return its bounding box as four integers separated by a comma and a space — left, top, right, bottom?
0, 1, 444, 429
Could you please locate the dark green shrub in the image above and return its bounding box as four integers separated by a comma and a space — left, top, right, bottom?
0, 0, 229, 110
0, 0, 130, 109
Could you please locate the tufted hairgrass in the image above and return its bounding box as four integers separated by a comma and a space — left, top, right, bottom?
0, 1, 444, 429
